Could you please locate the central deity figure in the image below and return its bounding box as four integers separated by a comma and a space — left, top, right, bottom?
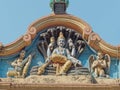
38, 32, 82, 75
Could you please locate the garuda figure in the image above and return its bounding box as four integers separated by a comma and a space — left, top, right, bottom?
7, 50, 33, 78
89, 52, 111, 78
38, 32, 83, 75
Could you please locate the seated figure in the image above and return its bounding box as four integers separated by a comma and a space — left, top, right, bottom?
47, 37, 56, 58
89, 52, 111, 78
38, 32, 82, 75
7, 50, 32, 78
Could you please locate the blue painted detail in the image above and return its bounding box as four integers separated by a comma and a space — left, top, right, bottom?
119, 59, 120, 78
79, 45, 95, 68
0, 29, 120, 78
0, 30, 45, 78
109, 58, 119, 78
0, 58, 14, 77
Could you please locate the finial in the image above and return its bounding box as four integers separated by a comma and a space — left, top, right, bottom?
50, 0, 69, 14
58, 32, 65, 40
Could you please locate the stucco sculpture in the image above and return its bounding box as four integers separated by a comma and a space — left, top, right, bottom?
38, 32, 83, 75
89, 52, 111, 78
7, 50, 33, 78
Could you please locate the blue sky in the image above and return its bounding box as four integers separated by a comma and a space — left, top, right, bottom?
0, 0, 120, 46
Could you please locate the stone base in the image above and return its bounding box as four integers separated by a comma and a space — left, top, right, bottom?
0, 76, 120, 90
95, 78, 120, 85
1, 75, 92, 84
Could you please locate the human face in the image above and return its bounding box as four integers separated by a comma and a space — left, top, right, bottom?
57, 38, 65, 47
20, 51, 25, 59
97, 52, 103, 59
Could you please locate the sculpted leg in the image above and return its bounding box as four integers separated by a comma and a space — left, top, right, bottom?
99, 69, 105, 77
70, 57, 82, 67
59, 60, 72, 75
38, 62, 50, 75
7, 71, 18, 78
94, 68, 98, 77
17, 72, 21, 78
56, 64, 61, 75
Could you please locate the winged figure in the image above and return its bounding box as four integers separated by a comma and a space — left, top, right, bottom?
89, 52, 111, 78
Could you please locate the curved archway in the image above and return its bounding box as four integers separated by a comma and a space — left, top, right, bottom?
0, 14, 119, 58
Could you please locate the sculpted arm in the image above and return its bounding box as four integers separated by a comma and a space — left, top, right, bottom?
66, 49, 71, 58
100, 60, 107, 68
91, 61, 98, 69
11, 60, 18, 67
66, 49, 82, 66
52, 49, 57, 55
47, 46, 51, 57
46, 49, 57, 62
71, 46, 76, 57
47, 43, 54, 57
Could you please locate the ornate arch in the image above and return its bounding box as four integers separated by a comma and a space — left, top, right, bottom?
0, 14, 120, 58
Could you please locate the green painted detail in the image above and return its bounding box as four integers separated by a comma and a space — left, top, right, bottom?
50, 0, 69, 10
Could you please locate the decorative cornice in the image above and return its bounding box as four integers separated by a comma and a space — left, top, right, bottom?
0, 82, 120, 90
0, 14, 120, 58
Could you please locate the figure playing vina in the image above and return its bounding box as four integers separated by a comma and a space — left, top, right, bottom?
7, 50, 33, 78
38, 32, 82, 75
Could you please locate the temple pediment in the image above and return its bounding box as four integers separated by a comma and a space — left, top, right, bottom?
0, 14, 119, 58
0, 1, 120, 90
